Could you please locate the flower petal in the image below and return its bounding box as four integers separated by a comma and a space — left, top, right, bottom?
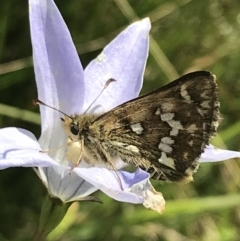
29, 0, 84, 152
84, 18, 151, 112
73, 166, 164, 210
29, 0, 84, 114
36, 166, 98, 202
201, 145, 240, 162
130, 178, 165, 213
74, 167, 145, 203
0, 127, 57, 169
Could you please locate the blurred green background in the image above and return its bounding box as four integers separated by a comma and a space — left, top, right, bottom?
0, 0, 240, 240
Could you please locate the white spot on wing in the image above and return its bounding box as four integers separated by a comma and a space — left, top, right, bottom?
130, 123, 144, 135
180, 84, 191, 103
158, 142, 172, 153
160, 113, 174, 121
201, 100, 210, 108
161, 102, 174, 112
197, 108, 204, 116
158, 137, 174, 153
155, 108, 161, 115
158, 152, 175, 169
200, 90, 208, 98
168, 120, 183, 136
170, 128, 179, 136
186, 124, 198, 133
161, 137, 174, 144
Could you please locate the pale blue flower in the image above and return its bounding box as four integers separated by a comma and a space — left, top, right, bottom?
0, 0, 239, 213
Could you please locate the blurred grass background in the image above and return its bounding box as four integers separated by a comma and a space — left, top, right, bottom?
0, 0, 240, 240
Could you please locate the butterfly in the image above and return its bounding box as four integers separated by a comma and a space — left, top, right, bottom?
35, 71, 219, 183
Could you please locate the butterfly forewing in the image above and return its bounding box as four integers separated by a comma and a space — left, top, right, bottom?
89, 71, 219, 182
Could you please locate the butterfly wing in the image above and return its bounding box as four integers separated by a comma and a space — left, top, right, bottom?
91, 71, 219, 182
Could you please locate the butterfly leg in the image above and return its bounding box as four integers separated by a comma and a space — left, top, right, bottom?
93, 142, 124, 190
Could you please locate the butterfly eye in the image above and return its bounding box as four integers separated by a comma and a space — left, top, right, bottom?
70, 124, 79, 135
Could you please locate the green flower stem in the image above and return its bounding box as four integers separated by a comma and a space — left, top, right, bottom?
34, 195, 72, 241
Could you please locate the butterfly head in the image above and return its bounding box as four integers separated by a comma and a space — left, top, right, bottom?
61, 115, 81, 141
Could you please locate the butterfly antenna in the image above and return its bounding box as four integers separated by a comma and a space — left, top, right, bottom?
33, 99, 73, 120
82, 78, 116, 115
